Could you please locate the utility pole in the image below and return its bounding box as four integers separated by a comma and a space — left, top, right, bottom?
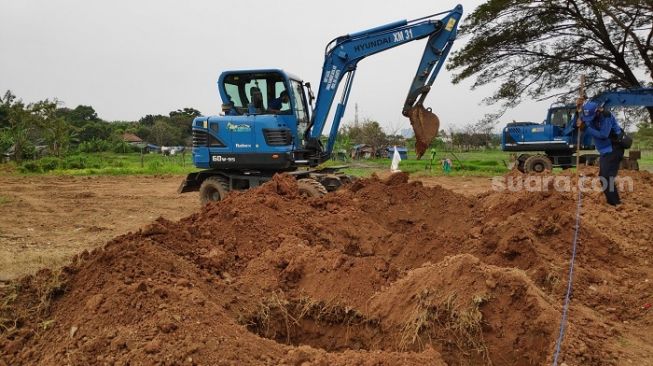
354, 103, 359, 127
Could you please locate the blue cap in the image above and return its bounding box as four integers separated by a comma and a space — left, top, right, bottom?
581, 101, 599, 122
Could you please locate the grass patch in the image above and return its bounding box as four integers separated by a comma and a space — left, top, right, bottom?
0, 196, 10, 205
323, 149, 511, 177
8, 152, 197, 176
639, 150, 653, 171
7, 149, 648, 178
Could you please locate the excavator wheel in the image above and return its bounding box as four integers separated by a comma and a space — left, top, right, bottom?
629, 159, 639, 171
406, 104, 440, 159
199, 176, 229, 205
297, 178, 328, 198
620, 157, 639, 171
523, 155, 552, 174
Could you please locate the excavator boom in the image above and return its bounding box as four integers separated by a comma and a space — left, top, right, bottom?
307, 5, 463, 160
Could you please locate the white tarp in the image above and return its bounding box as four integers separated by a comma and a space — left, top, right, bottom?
390, 146, 402, 172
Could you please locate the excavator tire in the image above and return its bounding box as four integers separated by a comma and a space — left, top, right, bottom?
523, 155, 552, 174
629, 159, 639, 171
199, 176, 229, 205
297, 178, 328, 198
620, 157, 639, 171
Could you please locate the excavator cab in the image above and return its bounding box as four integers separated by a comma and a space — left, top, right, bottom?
219, 71, 296, 116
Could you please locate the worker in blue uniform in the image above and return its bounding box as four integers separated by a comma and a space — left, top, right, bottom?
576, 101, 624, 206
268, 90, 290, 113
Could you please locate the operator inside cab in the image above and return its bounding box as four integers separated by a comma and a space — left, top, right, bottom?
221, 72, 293, 116
268, 90, 290, 114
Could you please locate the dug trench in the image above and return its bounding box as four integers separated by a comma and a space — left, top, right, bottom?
1, 170, 653, 365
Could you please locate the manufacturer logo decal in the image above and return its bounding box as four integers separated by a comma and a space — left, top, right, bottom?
227, 122, 252, 132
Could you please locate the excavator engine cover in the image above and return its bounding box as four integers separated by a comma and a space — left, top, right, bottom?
407, 105, 440, 159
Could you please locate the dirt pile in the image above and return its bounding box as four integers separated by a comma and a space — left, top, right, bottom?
2, 170, 652, 365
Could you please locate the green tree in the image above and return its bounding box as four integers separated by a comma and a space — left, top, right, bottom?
77, 121, 113, 142
448, 1, 653, 123
1, 91, 37, 162
58, 105, 99, 126
342, 119, 388, 154
169, 108, 201, 140
149, 120, 181, 146
33, 100, 74, 157
139, 114, 166, 126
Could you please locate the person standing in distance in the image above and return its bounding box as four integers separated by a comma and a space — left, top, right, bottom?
576, 100, 625, 206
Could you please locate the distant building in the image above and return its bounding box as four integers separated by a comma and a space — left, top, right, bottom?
400, 128, 415, 138
121, 133, 143, 145
385, 146, 408, 160
350, 144, 376, 159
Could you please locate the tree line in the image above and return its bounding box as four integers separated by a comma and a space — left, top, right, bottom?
334, 118, 503, 157
0, 90, 199, 162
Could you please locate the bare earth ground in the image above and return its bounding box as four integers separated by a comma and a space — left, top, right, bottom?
0, 174, 490, 281
1, 171, 652, 365
0, 175, 197, 280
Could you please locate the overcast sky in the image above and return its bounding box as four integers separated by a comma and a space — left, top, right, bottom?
0, 0, 552, 133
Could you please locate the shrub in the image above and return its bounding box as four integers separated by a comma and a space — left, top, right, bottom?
19, 161, 42, 173
111, 141, 140, 154
39, 157, 62, 172
62, 155, 88, 169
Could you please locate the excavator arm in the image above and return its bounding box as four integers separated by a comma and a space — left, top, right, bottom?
591, 88, 653, 109
563, 87, 653, 138
305, 5, 463, 160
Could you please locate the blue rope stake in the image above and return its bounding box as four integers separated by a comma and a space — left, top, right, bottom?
552, 184, 583, 365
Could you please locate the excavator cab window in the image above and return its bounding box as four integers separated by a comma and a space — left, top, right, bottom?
549, 107, 574, 128
290, 80, 309, 125
271, 81, 291, 114
222, 72, 290, 115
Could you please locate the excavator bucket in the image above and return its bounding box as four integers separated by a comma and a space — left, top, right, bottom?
407, 104, 440, 159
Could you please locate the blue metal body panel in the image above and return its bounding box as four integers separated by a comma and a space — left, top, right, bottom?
501, 105, 593, 153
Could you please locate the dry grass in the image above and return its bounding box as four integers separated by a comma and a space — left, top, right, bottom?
0, 268, 65, 336
399, 289, 491, 363
0, 247, 71, 281
296, 294, 369, 326
242, 291, 375, 346
544, 265, 562, 293
0, 282, 21, 332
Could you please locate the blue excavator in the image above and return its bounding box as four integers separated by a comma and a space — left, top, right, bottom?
501, 88, 653, 173
179, 6, 463, 203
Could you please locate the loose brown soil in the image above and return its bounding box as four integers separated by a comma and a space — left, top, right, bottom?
1, 170, 652, 365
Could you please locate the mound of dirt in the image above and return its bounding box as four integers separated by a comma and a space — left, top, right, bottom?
2, 170, 653, 365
